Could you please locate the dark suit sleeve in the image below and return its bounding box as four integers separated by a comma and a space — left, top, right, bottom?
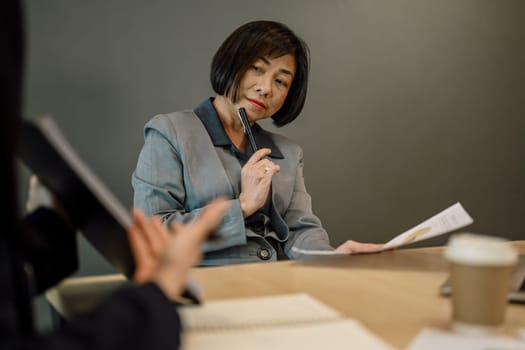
19, 283, 182, 350
20, 207, 79, 294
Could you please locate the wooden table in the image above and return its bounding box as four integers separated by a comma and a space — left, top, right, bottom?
190, 242, 525, 349
47, 242, 525, 349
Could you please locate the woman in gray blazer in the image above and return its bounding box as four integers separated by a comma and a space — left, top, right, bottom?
132, 20, 383, 266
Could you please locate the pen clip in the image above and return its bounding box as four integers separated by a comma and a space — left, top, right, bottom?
237, 108, 249, 134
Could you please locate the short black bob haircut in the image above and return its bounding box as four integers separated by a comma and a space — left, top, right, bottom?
210, 20, 310, 127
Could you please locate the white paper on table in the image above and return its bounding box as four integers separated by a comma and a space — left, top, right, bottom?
407, 328, 525, 350
180, 293, 394, 350
382, 202, 473, 250
292, 202, 473, 256
290, 247, 348, 256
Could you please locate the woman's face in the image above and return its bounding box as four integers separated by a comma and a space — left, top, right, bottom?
235, 54, 296, 122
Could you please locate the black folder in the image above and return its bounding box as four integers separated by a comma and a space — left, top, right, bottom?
17, 115, 135, 278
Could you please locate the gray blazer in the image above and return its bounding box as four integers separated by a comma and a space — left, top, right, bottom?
132, 109, 334, 265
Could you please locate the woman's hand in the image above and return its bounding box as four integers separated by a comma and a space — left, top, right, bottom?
127, 199, 229, 300
239, 148, 280, 217
335, 240, 384, 254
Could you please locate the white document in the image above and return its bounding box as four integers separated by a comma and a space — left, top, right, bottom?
179, 293, 394, 350
382, 202, 473, 250
291, 247, 349, 256
292, 202, 473, 256
407, 328, 525, 350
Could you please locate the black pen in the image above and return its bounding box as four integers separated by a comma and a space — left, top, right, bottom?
237, 107, 259, 152
175, 285, 201, 306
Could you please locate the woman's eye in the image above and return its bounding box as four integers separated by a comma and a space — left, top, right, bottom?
252, 65, 262, 72
276, 79, 288, 87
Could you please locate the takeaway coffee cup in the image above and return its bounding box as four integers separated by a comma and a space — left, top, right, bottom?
444, 233, 518, 334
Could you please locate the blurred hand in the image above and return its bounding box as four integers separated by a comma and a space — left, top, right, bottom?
239, 148, 280, 217
127, 199, 229, 300
334, 240, 384, 254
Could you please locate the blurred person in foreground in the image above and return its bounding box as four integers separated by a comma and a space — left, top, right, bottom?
0, 1, 229, 349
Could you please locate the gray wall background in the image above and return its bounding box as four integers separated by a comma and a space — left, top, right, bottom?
22, 0, 525, 281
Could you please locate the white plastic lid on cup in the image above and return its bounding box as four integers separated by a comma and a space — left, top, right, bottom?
445, 233, 518, 266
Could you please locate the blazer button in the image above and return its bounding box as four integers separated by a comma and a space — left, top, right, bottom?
257, 248, 272, 260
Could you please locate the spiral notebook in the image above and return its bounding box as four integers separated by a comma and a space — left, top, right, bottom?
178, 293, 394, 350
